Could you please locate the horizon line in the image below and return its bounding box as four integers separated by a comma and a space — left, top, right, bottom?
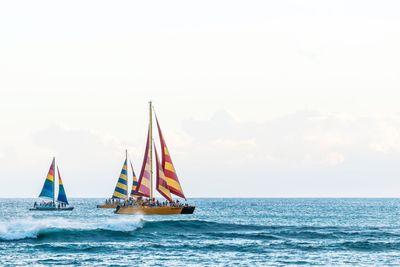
2, 196, 400, 199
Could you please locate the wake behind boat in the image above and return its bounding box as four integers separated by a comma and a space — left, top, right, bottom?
30, 157, 74, 211
115, 101, 195, 215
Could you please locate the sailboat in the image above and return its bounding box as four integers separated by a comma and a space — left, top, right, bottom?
30, 157, 74, 211
115, 102, 195, 215
97, 150, 140, 208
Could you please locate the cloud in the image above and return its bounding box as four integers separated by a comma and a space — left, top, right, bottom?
183, 110, 400, 167
178, 110, 400, 197
3, 111, 400, 198
27, 125, 139, 197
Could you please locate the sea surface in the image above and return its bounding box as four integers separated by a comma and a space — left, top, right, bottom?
1, 198, 400, 266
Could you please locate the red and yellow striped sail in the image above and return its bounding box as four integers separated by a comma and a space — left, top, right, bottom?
156, 117, 186, 199
154, 145, 172, 202
135, 128, 151, 197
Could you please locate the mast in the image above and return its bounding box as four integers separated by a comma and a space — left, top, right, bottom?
53, 157, 56, 204
149, 101, 153, 199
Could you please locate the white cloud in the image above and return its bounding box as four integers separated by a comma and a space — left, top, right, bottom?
178, 110, 400, 197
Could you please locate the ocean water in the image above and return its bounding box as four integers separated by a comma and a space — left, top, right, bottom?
1, 199, 400, 266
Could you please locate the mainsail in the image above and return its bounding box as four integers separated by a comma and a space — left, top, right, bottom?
57, 167, 69, 204
130, 161, 140, 198
155, 116, 186, 199
112, 159, 129, 199
154, 145, 172, 202
135, 128, 152, 197
39, 157, 55, 200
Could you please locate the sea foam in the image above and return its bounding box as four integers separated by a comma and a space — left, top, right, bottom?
0, 216, 143, 241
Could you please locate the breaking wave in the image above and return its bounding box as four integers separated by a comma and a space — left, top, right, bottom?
0, 216, 143, 241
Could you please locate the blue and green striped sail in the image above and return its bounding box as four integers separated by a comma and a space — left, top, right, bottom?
57, 167, 69, 205
130, 161, 140, 198
39, 157, 55, 199
112, 159, 128, 199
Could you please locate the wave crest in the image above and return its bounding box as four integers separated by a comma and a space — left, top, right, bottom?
0, 216, 143, 241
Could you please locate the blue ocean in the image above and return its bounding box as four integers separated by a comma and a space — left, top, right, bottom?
1, 198, 400, 266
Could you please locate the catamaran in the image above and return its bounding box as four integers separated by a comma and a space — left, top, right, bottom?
115, 102, 195, 215
97, 150, 140, 208
30, 157, 74, 211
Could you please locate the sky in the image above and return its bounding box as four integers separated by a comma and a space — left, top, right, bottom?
1, 0, 400, 197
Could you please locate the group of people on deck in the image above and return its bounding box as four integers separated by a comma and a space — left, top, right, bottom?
33, 201, 67, 209
104, 196, 188, 208
104, 198, 123, 204
33, 201, 55, 208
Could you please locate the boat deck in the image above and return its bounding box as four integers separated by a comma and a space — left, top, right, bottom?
96, 203, 119, 209
115, 205, 195, 215
29, 207, 74, 211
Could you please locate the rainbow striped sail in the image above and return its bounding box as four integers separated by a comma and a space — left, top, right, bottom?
57, 167, 69, 204
154, 145, 172, 202
130, 161, 140, 198
39, 157, 55, 199
156, 117, 186, 199
135, 128, 152, 197
112, 159, 129, 199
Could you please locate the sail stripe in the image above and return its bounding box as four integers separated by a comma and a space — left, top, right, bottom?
112, 159, 128, 199
155, 117, 186, 199
163, 147, 170, 156
39, 158, 55, 199
164, 162, 175, 172
117, 178, 128, 185
46, 169, 55, 181
114, 187, 127, 195
116, 182, 127, 189
135, 128, 151, 197
113, 191, 126, 199
165, 178, 181, 189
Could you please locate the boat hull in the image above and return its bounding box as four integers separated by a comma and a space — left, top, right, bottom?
115, 205, 195, 215
97, 203, 119, 209
29, 207, 74, 211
